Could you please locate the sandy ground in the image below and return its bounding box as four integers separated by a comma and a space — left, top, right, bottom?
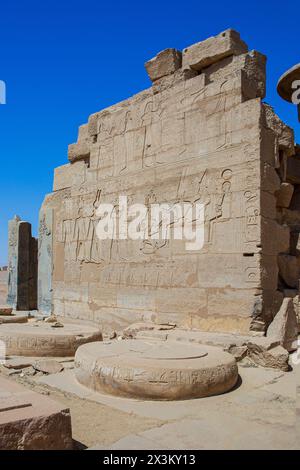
0, 353, 298, 450
0, 368, 166, 449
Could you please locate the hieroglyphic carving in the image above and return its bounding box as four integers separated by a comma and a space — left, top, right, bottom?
38, 208, 53, 315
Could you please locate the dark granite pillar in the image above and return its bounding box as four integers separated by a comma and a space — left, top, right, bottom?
7, 216, 38, 311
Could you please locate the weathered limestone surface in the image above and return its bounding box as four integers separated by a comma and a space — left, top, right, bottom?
39, 29, 299, 335
0, 376, 72, 450
7, 217, 38, 311
75, 340, 238, 400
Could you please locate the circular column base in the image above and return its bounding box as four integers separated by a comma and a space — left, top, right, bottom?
0, 321, 102, 356
75, 340, 238, 401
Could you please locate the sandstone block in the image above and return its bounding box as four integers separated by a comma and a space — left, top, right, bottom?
267, 297, 298, 352
182, 29, 248, 72
68, 141, 90, 163
0, 376, 72, 450
276, 182, 294, 208
4, 358, 33, 369
33, 359, 64, 374
145, 48, 182, 82
53, 161, 86, 191
204, 50, 266, 99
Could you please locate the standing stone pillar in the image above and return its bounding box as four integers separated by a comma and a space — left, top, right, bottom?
38, 208, 53, 316
7, 216, 38, 311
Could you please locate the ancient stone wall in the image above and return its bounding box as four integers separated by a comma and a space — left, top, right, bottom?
40, 29, 298, 334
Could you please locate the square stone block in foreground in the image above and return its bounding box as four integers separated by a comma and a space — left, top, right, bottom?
0, 376, 73, 450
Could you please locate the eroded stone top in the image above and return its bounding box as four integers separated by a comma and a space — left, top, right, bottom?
91, 340, 208, 360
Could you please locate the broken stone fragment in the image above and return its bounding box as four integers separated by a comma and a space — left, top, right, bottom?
278, 254, 300, 289
123, 322, 176, 339
226, 345, 248, 361
266, 298, 298, 352
4, 358, 33, 370
145, 48, 182, 82
182, 29, 248, 72
44, 314, 58, 323
276, 182, 294, 208
33, 360, 64, 375
246, 342, 289, 372
20, 366, 36, 377
51, 321, 64, 328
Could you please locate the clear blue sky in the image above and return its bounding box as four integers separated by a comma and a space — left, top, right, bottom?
0, 0, 299, 265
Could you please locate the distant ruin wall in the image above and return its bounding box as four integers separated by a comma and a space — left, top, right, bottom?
40, 29, 298, 334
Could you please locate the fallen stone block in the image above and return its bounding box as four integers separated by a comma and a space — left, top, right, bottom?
33, 359, 64, 375
124, 323, 290, 371
182, 29, 248, 72
267, 297, 298, 352
0, 376, 73, 449
44, 314, 58, 323
246, 343, 289, 372
145, 48, 182, 82
123, 321, 176, 339
227, 345, 248, 361
4, 358, 34, 370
